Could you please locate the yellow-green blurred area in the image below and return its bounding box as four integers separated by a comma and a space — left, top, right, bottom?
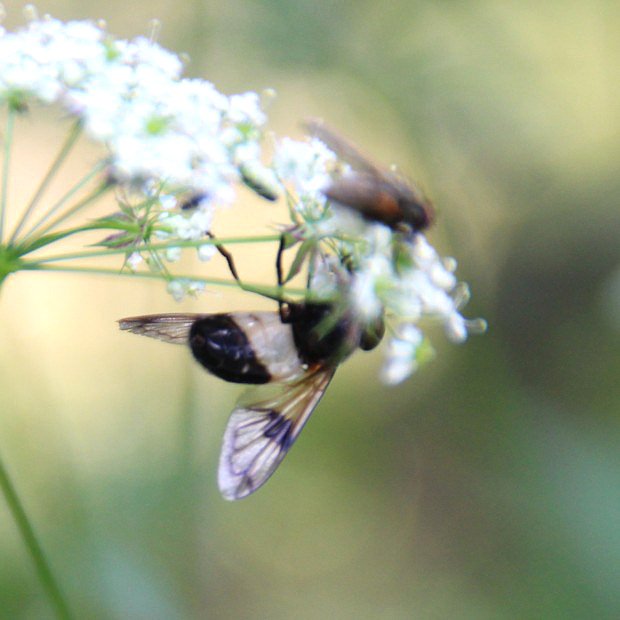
1, 0, 619, 618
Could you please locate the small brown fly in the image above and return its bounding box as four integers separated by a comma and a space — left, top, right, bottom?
305, 118, 434, 232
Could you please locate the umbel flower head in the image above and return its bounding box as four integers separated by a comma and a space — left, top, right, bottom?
270, 132, 485, 384
0, 11, 484, 385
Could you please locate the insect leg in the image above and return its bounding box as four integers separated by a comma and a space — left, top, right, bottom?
276, 233, 287, 320
180, 192, 241, 282
207, 231, 241, 282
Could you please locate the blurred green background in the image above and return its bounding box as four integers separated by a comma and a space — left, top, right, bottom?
1, 1, 619, 618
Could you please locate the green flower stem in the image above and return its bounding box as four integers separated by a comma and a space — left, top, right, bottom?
13, 226, 104, 256
0, 107, 16, 242
29, 234, 283, 263
0, 452, 74, 620
30, 263, 309, 301
9, 120, 83, 243
20, 161, 107, 241
29, 181, 110, 240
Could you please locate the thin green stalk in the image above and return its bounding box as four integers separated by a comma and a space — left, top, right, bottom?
0, 452, 73, 620
29, 234, 283, 263
20, 161, 107, 241
0, 107, 16, 242
10, 121, 83, 243
28, 181, 110, 240
29, 263, 308, 301
13, 224, 110, 256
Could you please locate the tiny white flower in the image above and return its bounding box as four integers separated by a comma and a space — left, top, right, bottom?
445, 311, 468, 343
187, 280, 206, 296
273, 137, 335, 195
306, 255, 347, 300
227, 92, 266, 126
411, 234, 437, 262
126, 252, 143, 270
121, 36, 184, 79
198, 244, 217, 262
350, 254, 392, 321
167, 279, 185, 301
429, 261, 457, 290
165, 246, 182, 262
380, 325, 423, 385
232, 141, 261, 165
167, 278, 205, 300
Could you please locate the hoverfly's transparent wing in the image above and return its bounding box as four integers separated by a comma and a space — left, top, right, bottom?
118, 314, 205, 345
304, 118, 382, 177
218, 367, 336, 500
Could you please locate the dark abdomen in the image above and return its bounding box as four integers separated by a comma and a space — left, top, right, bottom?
189, 315, 271, 384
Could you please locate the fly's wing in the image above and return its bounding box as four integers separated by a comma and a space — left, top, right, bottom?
118, 314, 206, 345
304, 118, 382, 177
218, 367, 336, 500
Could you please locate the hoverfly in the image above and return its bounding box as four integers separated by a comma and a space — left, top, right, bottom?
305, 118, 435, 232
119, 302, 382, 500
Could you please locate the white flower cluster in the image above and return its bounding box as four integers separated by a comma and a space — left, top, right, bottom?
167, 278, 206, 302
343, 225, 478, 385
0, 15, 269, 222
271, 140, 483, 385
353, 232, 475, 385
156, 193, 217, 262
272, 137, 340, 227
273, 137, 335, 196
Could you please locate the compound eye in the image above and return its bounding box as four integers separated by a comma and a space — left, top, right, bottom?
360, 317, 385, 351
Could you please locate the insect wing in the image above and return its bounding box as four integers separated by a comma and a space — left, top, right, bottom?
118, 313, 206, 345
218, 368, 336, 500
304, 118, 382, 177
